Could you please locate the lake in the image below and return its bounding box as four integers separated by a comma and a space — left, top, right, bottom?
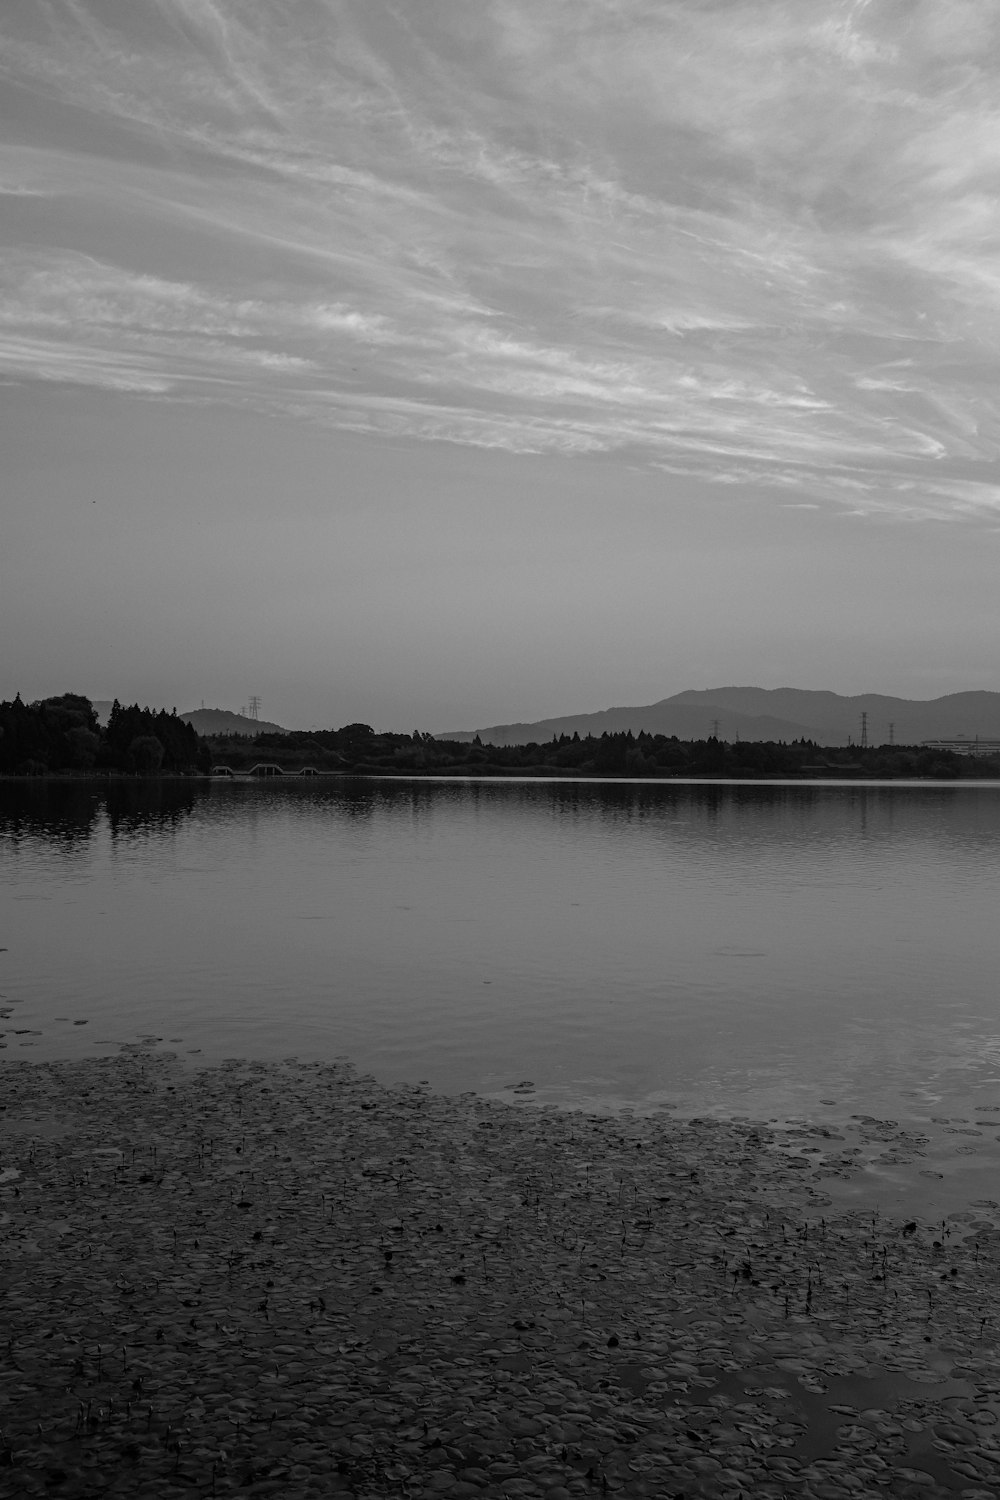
4, 776, 1000, 1141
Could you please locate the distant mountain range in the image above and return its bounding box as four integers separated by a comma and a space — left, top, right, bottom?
178, 707, 287, 736
91, 702, 286, 736
439, 688, 1000, 748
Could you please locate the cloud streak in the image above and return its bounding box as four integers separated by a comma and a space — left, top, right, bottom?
3, 1, 1000, 516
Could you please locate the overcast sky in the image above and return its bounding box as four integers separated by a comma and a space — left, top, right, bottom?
3, 0, 1000, 731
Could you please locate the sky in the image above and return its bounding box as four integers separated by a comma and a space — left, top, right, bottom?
2, 0, 1000, 732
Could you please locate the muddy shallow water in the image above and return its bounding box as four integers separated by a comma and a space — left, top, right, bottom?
4, 1050, 1000, 1497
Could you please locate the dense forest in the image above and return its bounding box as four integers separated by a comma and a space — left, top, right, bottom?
4, 695, 1000, 779
207, 721, 1000, 780
0, 694, 205, 774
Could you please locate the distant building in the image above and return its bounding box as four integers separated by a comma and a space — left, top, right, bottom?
921, 739, 1000, 757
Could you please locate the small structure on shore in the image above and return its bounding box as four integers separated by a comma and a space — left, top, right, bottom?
922, 737, 1000, 757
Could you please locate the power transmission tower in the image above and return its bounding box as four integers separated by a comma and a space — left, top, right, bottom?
860, 711, 868, 749
888, 722, 895, 746
711, 718, 720, 739
248, 696, 262, 721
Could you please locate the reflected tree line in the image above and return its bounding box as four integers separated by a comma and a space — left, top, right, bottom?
3, 761, 996, 855
0, 779, 200, 848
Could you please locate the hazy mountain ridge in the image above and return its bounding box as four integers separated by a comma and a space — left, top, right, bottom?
179, 708, 287, 737
90, 702, 286, 736
671, 688, 1000, 744
440, 688, 1000, 748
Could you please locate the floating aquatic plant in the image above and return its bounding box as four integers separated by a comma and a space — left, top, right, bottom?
1, 1052, 999, 1495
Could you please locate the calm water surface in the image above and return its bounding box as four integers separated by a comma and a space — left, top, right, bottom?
3, 778, 1000, 1140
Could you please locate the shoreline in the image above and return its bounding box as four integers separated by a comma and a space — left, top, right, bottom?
6, 772, 1000, 786
3, 1053, 1000, 1497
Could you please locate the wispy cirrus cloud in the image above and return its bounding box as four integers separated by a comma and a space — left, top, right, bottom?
3, 1, 1000, 516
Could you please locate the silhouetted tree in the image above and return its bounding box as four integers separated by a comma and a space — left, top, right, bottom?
128, 735, 165, 773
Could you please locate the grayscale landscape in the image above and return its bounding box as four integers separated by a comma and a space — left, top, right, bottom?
4, 4, 1000, 1497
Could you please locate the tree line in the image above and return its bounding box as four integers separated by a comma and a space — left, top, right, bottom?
4, 697, 999, 779
206, 723, 1000, 780
0, 694, 205, 775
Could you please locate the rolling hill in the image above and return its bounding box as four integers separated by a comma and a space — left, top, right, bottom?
179, 708, 287, 737
90, 702, 286, 736
439, 688, 1000, 748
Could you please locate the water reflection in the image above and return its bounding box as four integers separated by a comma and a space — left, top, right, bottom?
0, 778, 200, 849
0, 779, 103, 850
2, 777, 1000, 1132
105, 780, 198, 840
